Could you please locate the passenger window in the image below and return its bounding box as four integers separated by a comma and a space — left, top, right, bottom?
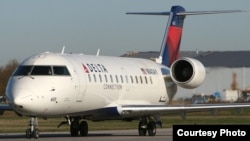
93, 74, 97, 82
120, 75, 123, 83
125, 75, 129, 83
130, 76, 133, 83
104, 74, 108, 83
99, 74, 102, 83
150, 76, 153, 84
88, 74, 91, 82
135, 76, 138, 84
140, 76, 143, 84
110, 75, 113, 83
145, 76, 148, 84
53, 66, 70, 75
115, 75, 119, 83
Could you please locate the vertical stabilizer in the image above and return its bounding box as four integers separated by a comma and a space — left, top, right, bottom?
127, 5, 186, 67
160, 6, 185, 67
127, 5, 246, 67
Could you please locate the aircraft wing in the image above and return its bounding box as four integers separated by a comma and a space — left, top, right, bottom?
120, 103, 250, 117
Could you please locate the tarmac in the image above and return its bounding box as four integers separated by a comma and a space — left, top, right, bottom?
0, 128, 172, 141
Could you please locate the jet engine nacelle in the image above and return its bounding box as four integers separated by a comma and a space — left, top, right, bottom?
170, 57, 206, 89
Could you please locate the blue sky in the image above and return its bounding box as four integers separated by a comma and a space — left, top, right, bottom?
1, 0, 250, 66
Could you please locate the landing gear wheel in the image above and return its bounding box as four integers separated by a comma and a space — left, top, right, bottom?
79, 121, 88, 136
33, 128, 39, 139
148, 122, 156, 136
26, 117, 39, 139
70, 119, 79, 137
138, 121, 147, 136
26, 128, 31, 138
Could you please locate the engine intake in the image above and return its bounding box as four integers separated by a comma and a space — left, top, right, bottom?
170, 57, 206, 89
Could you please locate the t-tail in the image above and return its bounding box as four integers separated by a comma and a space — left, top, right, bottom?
127, 5, 246, 67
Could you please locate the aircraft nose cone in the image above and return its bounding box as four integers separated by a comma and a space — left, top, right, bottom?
13, 96, 24, 108
12, 89, 33, 108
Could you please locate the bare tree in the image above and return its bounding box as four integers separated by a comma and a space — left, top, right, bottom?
0, 59, 19, 96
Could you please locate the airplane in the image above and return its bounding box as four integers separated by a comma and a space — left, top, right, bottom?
2, 5, 250, 139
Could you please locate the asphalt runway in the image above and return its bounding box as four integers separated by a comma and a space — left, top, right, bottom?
0, 128, 172, 141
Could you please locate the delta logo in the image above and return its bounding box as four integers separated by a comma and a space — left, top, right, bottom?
82, 63, 108, 73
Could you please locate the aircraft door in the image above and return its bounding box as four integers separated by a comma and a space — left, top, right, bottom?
76, 65, 87, 102
69, 61, 87, 102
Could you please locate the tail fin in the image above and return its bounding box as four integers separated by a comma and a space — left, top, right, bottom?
161, 6, 185, 67
127, 5, 246, 67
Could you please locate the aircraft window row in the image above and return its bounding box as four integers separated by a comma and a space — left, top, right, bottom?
13, 65, 70, 76
88, 74, 153, 85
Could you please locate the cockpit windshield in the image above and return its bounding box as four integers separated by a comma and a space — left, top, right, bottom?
13, 65, 70, 76
13, 66, 33, 76
31, 66, 52, 75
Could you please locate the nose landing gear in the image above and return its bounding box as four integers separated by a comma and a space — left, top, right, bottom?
26, 117, 39, 139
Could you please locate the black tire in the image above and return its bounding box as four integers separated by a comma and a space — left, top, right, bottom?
148, 122, 156, 136
138, 121, 147, 136
79, 121, 88, 136
26, 128, 31, 138
70, 120, 79, 137
33, 128, 39, 139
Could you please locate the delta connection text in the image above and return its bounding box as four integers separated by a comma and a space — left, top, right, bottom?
176, 128, 246, 138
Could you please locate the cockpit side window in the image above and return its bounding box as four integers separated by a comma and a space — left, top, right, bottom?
53, 66, 70, 75
13, 66, 33, 76
31, 66, 52, 75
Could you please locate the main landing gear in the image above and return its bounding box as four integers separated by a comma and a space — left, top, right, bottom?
26, 117, 39, 139
57, 117, 89, 137
70, 118, 88, 137
138, 117, 159, 136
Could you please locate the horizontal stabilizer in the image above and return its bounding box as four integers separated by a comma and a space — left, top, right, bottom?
126, 10, 248, 16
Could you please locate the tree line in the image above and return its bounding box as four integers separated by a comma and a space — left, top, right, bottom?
0, 59, 19, 96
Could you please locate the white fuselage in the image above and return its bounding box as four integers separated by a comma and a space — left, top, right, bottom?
6, 52, 172, 120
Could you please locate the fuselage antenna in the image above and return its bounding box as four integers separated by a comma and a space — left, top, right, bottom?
61, 46, 65, 54
96, 48, 100, 56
